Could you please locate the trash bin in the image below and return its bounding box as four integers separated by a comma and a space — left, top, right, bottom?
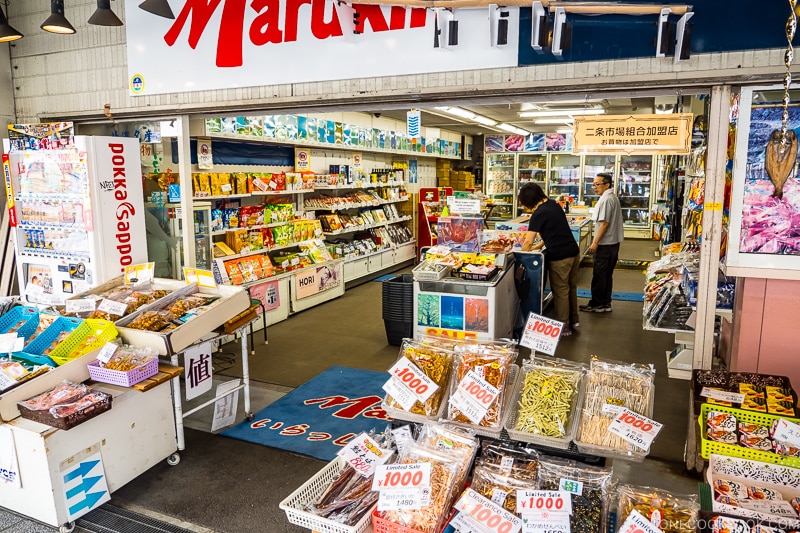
382, 274, 414, 345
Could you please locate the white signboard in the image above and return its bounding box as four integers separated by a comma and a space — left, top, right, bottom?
184, 341, 214, 401
61, 451, 111, 521
125, 2, 519, 96
0, 425, 20, 488
211, 379, 241, 432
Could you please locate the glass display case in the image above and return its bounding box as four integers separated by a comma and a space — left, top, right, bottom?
548, 153, 580, 201
618, 155, 655, 235
485, 153, 516, 223
516, 153, 547, 216
146, 201, 213, 279
581, 154, 617, 207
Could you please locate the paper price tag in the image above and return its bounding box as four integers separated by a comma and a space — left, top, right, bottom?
268, 180, 278, 190
96, 342, 118, 364
66, 298, 97, 313
315, 228, 323, 237
516, 490, 572, 515
373, 463, 431, 492
291, 258, 300, 266
25, 282, 44, 298
453, 488, 523, 533
0, 372, 16, 390
619, 510, 663, 533
449, 370, 499, 425
740, 499, 797, 517
98, 298, 129, 317
336, 432, 393, 478
772, 418, 800, 448
253, 178, 269, 192
377, 488, 427, 511
184, 268, 217, 289
607, 408, 662, 452
449, 512, 487, 533
382, 377, 417, 411
221, 183, 233, 192
700, 387, 745, 404
0, 333, 23, 353
386, 357, 439, 404
522, 512, 572, 533
519, 313, 563, 356
281, 260, 289, 268
124, 262, 155, 284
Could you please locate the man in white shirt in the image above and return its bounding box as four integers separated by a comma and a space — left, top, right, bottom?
579, 173, 624, 313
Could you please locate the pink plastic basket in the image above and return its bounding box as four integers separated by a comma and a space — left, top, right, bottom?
87, 358, 159, 387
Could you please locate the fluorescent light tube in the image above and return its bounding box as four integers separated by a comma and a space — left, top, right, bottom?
519, 109, 606, 118
473, 115, 498, 126
497, 123, 529, 136
437, 106, 476, 120
534, 118, 575, 125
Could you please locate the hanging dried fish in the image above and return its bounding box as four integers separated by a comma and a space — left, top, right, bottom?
765, 129, 797, 199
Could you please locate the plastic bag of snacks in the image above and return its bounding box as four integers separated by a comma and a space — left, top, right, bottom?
475, 442, 540, 480
513, 356, 586, 439
447, 342, 517, 428
102, 345, 158, 371
613, 485, 698, 533
416, 422, 479, 483
537, 457, 614, 533
469, 453, 538, 514
575, 358, 655, 456
383, 339, 453, 418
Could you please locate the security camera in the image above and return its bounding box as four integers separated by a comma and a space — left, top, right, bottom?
374, 113, 381, 118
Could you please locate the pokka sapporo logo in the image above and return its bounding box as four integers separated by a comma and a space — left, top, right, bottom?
130, 74, 145, 95
160, 0, 429, 68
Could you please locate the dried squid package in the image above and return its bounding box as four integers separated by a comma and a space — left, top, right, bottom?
511, 357, 585, 441
613, 485, 698, 533
383, 339, 453, 417
537, 457, 614, 533
447, 343, 516, 428
416, 422, 479, 482
475, 442, 540, 480
374, 441, 465, 533
470, 460, 538, 514
575, 358, 655, 457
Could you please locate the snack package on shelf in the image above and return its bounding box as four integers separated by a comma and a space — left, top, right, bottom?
27, 313, 58, 343
506, 357, 586, 448
85, 285, 172, 321
612, 485, 699, 533
537, 457, 614, 533
446, 342, 517, 429
469, 443, 539, 515
125, 294, 218, 332
575, 358, 656, 459
102, 345, 158, 371
383, 339, 454, 419
20, 380, 88, 410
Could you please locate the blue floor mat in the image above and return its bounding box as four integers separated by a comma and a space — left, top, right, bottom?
373, 274, 396, 282
576, 288, 644, 302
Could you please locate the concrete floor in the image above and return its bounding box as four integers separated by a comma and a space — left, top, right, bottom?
3, 239, 703, 532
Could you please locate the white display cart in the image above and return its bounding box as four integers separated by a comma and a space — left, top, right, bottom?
0, 381, 176, 532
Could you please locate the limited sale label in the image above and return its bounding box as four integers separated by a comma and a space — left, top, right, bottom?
449, 370, 499, 425
520, 312, 563, 355
618, 510, 663, 533
607, 408, 662, 452
336, 433, 393, 478
384, 358, 439, 404
516, 490, 572, 515
453, 488, 522, 533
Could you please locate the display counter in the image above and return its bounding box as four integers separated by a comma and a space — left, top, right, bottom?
413, 264, 518, 341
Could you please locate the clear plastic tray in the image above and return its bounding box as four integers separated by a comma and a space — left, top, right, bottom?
444, 364, 519, 439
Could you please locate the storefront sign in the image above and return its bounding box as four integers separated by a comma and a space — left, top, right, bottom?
573, 114, 693, 155
125, 2, 518, 96
520, 313, 563, 355
295, 264, 342, 299
184, 341, 214, 400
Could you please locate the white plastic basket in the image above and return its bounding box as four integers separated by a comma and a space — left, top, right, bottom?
411, 261, 450, 281
279, 457, 375, 533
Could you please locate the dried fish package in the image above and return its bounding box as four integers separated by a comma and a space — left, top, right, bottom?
383, 339, 454, 417
416, 422, 479, 482
613, 485, 698, 533
447, 343, 516, 428
470, 461, 538, 514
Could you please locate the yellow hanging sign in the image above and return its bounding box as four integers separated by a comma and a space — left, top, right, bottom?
573, 113, 693, 155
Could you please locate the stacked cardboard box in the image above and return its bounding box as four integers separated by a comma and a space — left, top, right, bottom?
436, 160, 451, 187
451, 170, 475, 190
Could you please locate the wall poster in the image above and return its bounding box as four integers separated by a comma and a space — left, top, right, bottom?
728, 85, 800, 279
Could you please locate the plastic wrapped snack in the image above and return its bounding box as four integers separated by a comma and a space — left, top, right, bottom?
514, 357, 585, 439
384, 339, 453, 417
613, 485, 699, 533
21, 380, 88, 410
447, 342, 516, 428
470, 460, 537, 514
126, 311, 173, 332
475, 442, 540, 479
576, 358, 655, 455
50, 390, 110, 419
27, 313, 58, 342
103, 345, 158, 371
537, 457, 614, 533
416, 422, 479, 482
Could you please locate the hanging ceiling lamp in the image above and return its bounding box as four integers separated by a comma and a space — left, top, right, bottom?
41, 0, 76, 34
138, 0, 175, 19
0, 3, 23, 42
88, 0, 123, 26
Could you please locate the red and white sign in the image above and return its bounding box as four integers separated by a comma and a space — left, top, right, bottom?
516, 490, 571, 515
372, 463, 431, 491
383, 357, 439, 407
519, 312, 563, 355
449, 370, 499, 425
619, 509, 663, 533
453, 488, 522, 533
124, 1, 519, 96
337, 432, 392, 477
250, 280, 281, 312
772, 418, 800, 448
607, 408, 662, 452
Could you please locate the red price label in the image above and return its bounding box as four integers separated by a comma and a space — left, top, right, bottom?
372, 463, 431, 491
387, 358, 438, 403
526, 319, 561, 338
454, 488, 522, 533
458, 371, 498, 406
516, 490, 571, 515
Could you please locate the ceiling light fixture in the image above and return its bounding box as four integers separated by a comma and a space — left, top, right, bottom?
138, 0, 175, 20
497, 123, 530, 136
519, 109, 606, 118
88, 0, 123, 26
0, 4, 23, 42
41, 0, 76, 34
534, 118, 575, 125
472, 115, 498, 127
555, 128, 574, 134
435, 106, 476, 120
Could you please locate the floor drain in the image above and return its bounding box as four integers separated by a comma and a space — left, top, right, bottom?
76, 504, 199, 533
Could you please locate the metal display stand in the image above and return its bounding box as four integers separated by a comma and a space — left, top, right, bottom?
168, 324, 254, 452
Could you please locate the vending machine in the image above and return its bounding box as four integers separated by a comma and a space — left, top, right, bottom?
3, 128, 147, 305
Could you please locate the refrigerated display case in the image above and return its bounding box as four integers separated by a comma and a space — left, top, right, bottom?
581, 154, 617, 207
485, 153, 516, 224
548, 153, 580, 202
144, 202, 213, 279
516, 153, 547, 209
618, 154, 655, 238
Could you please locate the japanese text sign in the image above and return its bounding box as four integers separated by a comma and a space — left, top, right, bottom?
453, 488, 523, 533
573, 114, 692, 155
336, 432, 393, 478
607, 408, 662, 452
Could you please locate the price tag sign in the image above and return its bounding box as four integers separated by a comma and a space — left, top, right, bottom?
66, 298, 97, 314
382, 378, 417, 411
183, 268, 217, 289
740, 499, 797, 517
291, 258, 300, 266
377, 488, 428, 511
772, 418, 800, 447
449, 370, 499, 425
607, 408, 663, 452
446, 197, 482, 215
336, 432, 393, 478
522, 512, 572, 533
25, 282, 44, 299
96, 342, 118, 364
253, 178, 269, 192
700, 388, 745, 404
0, 372, 17, 390
221, 183, 233, 193
373, 463, 431, 492
520, 312, 563, 355
516, 490, 572, 515
453, 488, 522, 533
619, 510, 663, 533
0, 333, 24, 353
384, 358, 439, 404
124, 262, 155, 284
98, 298, 129, 317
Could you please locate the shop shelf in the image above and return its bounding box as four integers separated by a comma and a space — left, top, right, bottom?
279, 457, 375, 533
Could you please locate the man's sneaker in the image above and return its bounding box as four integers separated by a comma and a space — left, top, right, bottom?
601, 305, 612, 312
579, 304, 606, 313
560, 327, 573, 337
571, 322, 580, 328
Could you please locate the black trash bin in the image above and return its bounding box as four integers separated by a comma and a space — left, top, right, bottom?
382, 274, 414, 345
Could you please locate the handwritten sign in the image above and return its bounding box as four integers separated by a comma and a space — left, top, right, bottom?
336, 432, 392, 478
773, 418, 800, 448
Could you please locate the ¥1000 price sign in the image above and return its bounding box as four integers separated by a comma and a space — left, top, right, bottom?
520, 312, 563, 355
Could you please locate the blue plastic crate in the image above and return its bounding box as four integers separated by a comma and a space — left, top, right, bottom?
24, 317, 82, 356
0, 306, 39, 341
